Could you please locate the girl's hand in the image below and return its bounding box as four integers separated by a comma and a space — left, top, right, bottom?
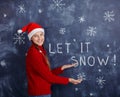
69, 78, 82, 85
61, 64, 76, 70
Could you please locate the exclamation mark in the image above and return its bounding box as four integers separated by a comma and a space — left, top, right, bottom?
113, 54, 116, 66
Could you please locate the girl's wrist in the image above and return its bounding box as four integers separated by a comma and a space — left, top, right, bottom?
61, 66, 64, 70
68, 78, 71, 82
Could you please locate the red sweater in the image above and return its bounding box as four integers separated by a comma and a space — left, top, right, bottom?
26, 44, 69, 96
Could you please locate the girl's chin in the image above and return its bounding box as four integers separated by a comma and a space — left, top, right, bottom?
37, 43, 43, 46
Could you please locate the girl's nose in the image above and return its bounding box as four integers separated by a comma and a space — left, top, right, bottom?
38, 36, 41, 39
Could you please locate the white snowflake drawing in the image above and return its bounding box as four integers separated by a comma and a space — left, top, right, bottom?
13, 33, 25, 45
75, 87, 79, 91
104, 11, 115, 22
107, 44, 110, 48
52, 0, 65, 12
77, 72, 86, 80
89, 93, 94, 96
38, 9, 42, 13
86, 26, 97, 37
98, 69, 102, 72
73, 39, 76, 42
89, 92, 97, 97
78, 16, 85, 23
59, 28, 66, 35
3, 13, 7, 18
16, 4, 26, 14
96, 76, 106, 88
0, 60, 6, 67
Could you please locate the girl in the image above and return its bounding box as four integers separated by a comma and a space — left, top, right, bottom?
18, 22, 82, 97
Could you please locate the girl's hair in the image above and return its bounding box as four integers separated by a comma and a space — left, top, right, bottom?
31, 41, 51, 69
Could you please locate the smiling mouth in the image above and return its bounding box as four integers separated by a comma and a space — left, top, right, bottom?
37, 40, 44, 44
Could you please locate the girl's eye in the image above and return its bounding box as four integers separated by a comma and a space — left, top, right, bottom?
34, 35, 38, 37
40, 34, 43, 36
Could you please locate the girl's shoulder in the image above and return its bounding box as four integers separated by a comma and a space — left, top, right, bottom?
27, 45, 43, 57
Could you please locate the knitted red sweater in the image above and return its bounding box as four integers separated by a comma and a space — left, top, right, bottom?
26, 44, 69, 96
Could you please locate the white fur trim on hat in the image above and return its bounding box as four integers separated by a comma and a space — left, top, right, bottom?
28, 28, 45, 40
17, 29, 22, 34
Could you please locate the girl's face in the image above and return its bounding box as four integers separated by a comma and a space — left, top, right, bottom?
31, 31, 45, 46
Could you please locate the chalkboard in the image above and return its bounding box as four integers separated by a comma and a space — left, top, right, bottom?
0, 0, 120, 97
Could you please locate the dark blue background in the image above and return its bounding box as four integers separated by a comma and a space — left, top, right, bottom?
0, 0, 120, 97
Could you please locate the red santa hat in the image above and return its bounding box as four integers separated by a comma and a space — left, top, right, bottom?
18, 22, 45, 40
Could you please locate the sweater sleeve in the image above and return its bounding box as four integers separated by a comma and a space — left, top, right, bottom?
27, 49, 69, 85
51, 66, 64, 75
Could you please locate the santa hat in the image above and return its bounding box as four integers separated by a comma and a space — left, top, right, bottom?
17, 22, 45, 40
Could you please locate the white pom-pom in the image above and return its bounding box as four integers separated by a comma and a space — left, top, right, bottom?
17, 29, 22, 34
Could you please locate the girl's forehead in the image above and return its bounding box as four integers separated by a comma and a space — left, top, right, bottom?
34, 31, 44, 35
